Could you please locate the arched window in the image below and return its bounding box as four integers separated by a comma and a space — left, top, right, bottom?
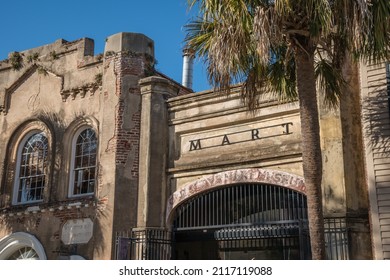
7, 247, 39, 260
13, 132, 48, 204
0, 232, 47, 260
69, 128, 97, 196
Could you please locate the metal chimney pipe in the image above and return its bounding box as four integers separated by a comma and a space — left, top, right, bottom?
182, 48, 195, 89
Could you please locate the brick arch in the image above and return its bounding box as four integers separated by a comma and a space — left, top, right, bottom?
166, 168, 305, 223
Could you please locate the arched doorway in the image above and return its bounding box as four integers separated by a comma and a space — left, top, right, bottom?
170, 172, 311, 259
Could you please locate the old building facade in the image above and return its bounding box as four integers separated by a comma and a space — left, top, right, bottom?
0, 32, 388, 260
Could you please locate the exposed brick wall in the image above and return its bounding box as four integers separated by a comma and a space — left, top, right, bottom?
113, 52, 145, 97
129, 109, 140, 178
105, 52, 146, 174
105, 100, 141, 171
52, 208, 92, 222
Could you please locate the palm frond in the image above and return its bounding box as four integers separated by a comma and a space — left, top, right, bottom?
315, 55, 345, 108
268, 46, 297, 101
186, 0, 390, 111
185, 0, 257, 93
362, 0, 390, 61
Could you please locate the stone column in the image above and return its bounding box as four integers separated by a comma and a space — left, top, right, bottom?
319, 57, 372, 259
340, 58, 372, 259
137, 76, 179, 228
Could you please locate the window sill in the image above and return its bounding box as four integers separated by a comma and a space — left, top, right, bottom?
0, 197, 96, 218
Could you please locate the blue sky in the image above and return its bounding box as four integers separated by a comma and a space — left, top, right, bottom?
0, 1, 210, 92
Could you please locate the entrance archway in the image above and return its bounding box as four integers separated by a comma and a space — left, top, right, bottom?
168, 169, 310, 260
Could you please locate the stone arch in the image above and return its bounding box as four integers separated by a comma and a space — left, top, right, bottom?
62, 116, 99, 164
166, 168, 305, 223
64, 116, 99, 141
0, 232, 47, 260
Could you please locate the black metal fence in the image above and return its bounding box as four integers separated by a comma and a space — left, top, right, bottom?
115, 218, 348, 260
324, 217, 349, 260
214, 220, 311, 260
115, 228, 171, 260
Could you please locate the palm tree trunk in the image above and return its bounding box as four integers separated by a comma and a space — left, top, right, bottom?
294, 46, 326, 260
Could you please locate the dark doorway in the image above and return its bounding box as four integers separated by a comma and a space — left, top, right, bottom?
174, 230, 219, 259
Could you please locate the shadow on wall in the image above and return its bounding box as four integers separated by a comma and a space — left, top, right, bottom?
362, 83, 390, 154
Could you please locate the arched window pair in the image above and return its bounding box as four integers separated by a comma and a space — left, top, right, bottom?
13, 128, 97, 205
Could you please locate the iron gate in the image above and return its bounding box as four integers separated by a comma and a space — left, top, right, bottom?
172, 183, 311, 260
173, 183, 308, 228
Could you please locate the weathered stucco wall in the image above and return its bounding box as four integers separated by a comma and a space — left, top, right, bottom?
0, 37, 104, 259
167, 89, 304, 201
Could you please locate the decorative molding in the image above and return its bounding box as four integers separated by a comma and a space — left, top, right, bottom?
60, 83, 101, 102
0, 64, 64, 115
0, 199, 95, 218
166, 168, 305, 222
0, 62, 102, 112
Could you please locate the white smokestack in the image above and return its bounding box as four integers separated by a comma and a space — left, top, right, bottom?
182, 48, 195, 89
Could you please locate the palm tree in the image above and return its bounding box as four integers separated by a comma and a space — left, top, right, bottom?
185, 0, 390, 259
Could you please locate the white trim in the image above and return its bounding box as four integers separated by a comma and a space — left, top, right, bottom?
359, 61, 384, 259
0, 232, 47, 260
12, 130, 46, 205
